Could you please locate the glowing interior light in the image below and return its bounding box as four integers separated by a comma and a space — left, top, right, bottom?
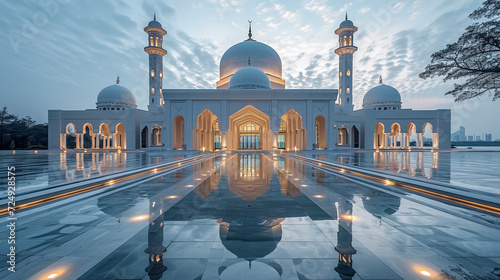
153, 168, 158, 173
167, 195, 178, 199
340, 169, 345, 173
12, 151, 15, 154
47, 274, 58, 279
300, 184, 308, 187
131, 215, 148, 221
196, 178, 201, 181
294, 178, 299, 181
313, 195, 324, 198
109, 180, 115, 185
35, 150, 38, 154
384, 180, 393, 185
420, 271, 431, 276
345, 215, 353, 220
186, 185, 194, 187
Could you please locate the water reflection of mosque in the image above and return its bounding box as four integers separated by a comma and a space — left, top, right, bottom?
315, 151, 451, 181
49, 152, 186, 183
97, 153, 407, 279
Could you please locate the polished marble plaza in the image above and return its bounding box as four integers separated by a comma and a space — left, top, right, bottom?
0, 150, 499, 280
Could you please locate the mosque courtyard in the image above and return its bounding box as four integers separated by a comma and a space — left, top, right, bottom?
1, 149, 499, 280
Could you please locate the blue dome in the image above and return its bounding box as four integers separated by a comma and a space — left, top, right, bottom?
148, 20, 162, 28
229, 66, 271, 89
339, 19, 354, 28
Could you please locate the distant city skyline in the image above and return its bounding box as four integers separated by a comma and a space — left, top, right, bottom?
1, 0, 498, 137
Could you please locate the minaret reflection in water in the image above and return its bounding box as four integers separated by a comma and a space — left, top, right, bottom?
335, 198, 356, 279
144, 194, 167, 279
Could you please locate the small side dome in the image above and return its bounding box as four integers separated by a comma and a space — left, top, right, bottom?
148, 20, 162, 28
96, 79, 137, 110
362, 84, 402, 110
229, 66, 271, 89
339, 19, 354, 28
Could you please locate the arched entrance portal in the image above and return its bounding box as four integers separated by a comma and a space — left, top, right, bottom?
194, 109, 219, 151
374, 123, 385, 149
141, 126, 148, 148
228, 105, 272, 150
352, 125, 359, 148
239, 123, 261, 149
280, 109, 306, 151
174, 115, 185, 150
115, 123, 126, 149
315, 115, 326, 149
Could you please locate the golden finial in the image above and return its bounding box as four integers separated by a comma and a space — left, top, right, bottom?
154, 13, 156, 21
379, 75, 383, 84
116, 76, 120, 84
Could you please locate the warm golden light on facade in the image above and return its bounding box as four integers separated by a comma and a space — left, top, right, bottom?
186, 184, 194, 187
300, 184, 308, 187
151, 70, 155, 77
313, 195, 324, 198
167, 195, 178, 199
347, 69, 351, 76
47, 274, 58, 279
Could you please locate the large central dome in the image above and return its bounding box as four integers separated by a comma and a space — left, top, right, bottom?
217, 37, 285, 89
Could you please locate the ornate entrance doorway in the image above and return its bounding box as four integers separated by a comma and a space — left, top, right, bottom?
239, 123, 261, 149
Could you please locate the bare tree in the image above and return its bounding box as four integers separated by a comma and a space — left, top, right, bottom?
419, 0, 500, 101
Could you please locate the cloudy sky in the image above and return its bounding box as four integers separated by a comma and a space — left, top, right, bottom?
0, 0, 497, 139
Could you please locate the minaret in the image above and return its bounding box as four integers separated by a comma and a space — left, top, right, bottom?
144, 14, 167, 113
334, 14, 358, 113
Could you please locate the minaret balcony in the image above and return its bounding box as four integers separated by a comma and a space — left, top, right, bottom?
334, 46, 358, 55
144, 46, 167, 56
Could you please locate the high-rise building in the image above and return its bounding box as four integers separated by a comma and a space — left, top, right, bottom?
485, 134, 492, 142
467, 136, 474, 141
475, 135, 481, 141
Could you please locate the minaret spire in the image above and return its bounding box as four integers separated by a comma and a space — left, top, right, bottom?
154, 13, 156, 21
248, 57, 251, 65
345, 12, 348, 20
379, 75, 383, 84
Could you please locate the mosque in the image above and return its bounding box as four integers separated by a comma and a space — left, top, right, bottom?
48, 15, 451, 151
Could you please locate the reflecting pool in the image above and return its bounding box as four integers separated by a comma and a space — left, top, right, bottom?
1, 152, 499, 280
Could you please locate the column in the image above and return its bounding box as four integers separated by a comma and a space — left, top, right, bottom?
75, 133, 80, 149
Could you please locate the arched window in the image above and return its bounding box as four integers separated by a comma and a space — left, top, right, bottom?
347, 69, 351, 76
339, 70, 342, 77
278, 119, 287, 149
349, 36, 352, 45
149, 36, 153, 46
343, 36, 347, 46
346, 86, 350, 94
384, 107, 387, 110
151, 70, 155, 77
151, 88, 155, 94
339, 98, 342, 105
155, 37, 159, 47
159, 71, 163, 78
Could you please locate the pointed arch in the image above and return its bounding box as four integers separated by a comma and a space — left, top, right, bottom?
352, 125, 359, 148
141, 126, 149, 148
280, 108, 306, 151
314, 115, 326, 149
115, 123, 126, 149
228, 105, 271, 150
374, 123, 385, 149
338, 126, 349, 146
194, 108, 219, 151
174, 115, 185, 150
151, 125, 162, 146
